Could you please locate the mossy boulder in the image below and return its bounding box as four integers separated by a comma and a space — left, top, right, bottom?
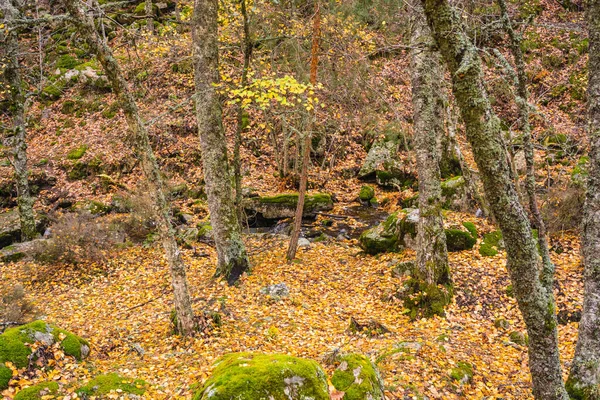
0, 209, 47, 249
193, 352, 329, 400
440, 176, 470, 211
462, 221, 478, 238
0, 321, 90, 371
330, 354, 385, 400
359, 134, 414, 189
243, 193, 333, 220
449, 361, 474, 384
508, 331, 528, 346
77, 373, 147, 398
0, 364, 11, 390
358, 185, 375, 202
571, 156, 589, 187
358, 209, 418, 255
14, 381, 59, 400
445, 229, 476, 252
479, 230, 503, 257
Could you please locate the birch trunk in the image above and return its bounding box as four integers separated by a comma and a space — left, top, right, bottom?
1, 0, 37, 241
191, 0, 250, 283
420, 0, 567, 398
63, 0, 197, 335
406, 0, 451, 318
566, 2, 600, 398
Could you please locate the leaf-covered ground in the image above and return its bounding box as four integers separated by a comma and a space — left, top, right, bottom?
0, 212, 583, 399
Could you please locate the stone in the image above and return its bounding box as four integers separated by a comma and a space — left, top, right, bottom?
193, 353, 329, 400
243, 193, 333, 220
77, 373, 147, 398
260, 283, 290, 298
298, 238, 311, 248
0, 210, 47, 249
358, 185, 375, 202
330, 354, 385, 400
358, 209, 417, 255
440, 176, 471, 211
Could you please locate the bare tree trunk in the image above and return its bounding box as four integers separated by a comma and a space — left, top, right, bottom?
567, 2, 600, 398
420, 0, 567, 398
405, 0, 451, 318
145, 0, 154, 34
1, 0, 37, 241
497, 0, 554, 285
233, 0, 253, 223
192, 0, 250, 283
63, 0, 197, 336
287, 3, 320, 262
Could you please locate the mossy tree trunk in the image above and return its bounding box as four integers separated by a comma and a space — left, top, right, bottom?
145, 0, 154, 34
191, 0, 250, 282
1, 0, 37, 241
406, 0, 451, 318
420, 0, 567, 398
567, 2, 600, 397
63, 0, 197, 336
497, 0, 554, 285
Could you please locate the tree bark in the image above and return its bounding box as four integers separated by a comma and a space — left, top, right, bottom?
1, 0, 37, 241
406, 0, 451, 318
497, 0, 554, 287
63, 0, 197, 336
420, 0, 567, 398
567, 2, 600, 398
287, 3, 320, 262
191, 0, 250, 283
145, 0, 154, 34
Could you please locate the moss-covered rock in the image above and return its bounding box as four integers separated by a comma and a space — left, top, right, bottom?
0, 321, 89, 370
479, 230, 503, 257
508, 331, 528, 346
445, 229, 476, 252
572, 155, 589, 187
67, 145, 88, 160
440, 176, 470, 211
359, 185, 375, 202
56, 54, 79, 69
193, 352, 329, 400
462, 221, 478, 238
243, 193, 333, 220
14, 381, 59, 400
359, 210, 418, 255
330, 354, 384, 400
449, 361, 474, 384
77, 373, 147, 398
0, 364, 12, 390
358, 133, 415, 189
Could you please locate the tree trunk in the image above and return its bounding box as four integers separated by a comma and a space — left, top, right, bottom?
497, 0, 554, 287
405, 0, 451, 318
145, 0, 154, 34
63, 0, 197, 336
567, 2, 600, 398
420, 0, 567, 398
1, 0, 37, 241
191, 0, 250, 283
287, 3, 320, 262
233, 0, 253, 225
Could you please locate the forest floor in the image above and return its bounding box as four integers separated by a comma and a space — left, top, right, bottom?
0, 210, 583, 399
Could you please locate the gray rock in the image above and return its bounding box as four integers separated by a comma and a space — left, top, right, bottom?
298, 238, 311, 248
260, 283, 290, 298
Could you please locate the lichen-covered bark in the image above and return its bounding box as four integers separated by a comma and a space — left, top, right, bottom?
567, 2, 600, 398
1, 0, 37, 241
420, 0, 567, 398
408, 0, 451, 317
497, 0, 554, 288
191, 0, 249, 282
63, 0, 197, 335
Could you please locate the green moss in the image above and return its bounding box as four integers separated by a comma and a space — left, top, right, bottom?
259, 193, 333, 212
0, 364, 12, 390
193, 352, 329, 400
56, 54, 79, 69
88, 200, 111, 215
331, 354, 384, 400
449, 362, 474, 383
77, 373, 147, 397
68, 161, 88, 180
479, 230, 502, 257
359, 213, 400, 255
359, 185, 375, 201
462, 222, 478, 238
445, 229, 476, 252
572, 156, 590, 187
101, 102, 120, 119
67, 145, 88, 160
508, 331, 528, 346
0, 321, 89, 369
14, 381, 59, 400
61, 100, 77, 114
41, 82, 65, 100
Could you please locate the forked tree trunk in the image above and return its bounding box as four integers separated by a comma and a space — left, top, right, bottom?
406, 0, 451, 318
63, 0, 197, 336
287, 3, 320, 262
420, 0, 567, 398
191, 0, 250, 283
1, 0, 37, 241
567, 2, 600, 398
